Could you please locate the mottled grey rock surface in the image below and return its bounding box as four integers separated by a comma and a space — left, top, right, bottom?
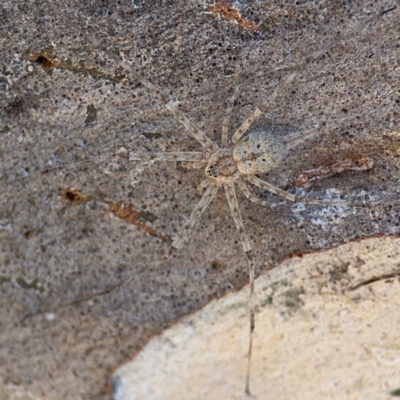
1, 1, 399, 399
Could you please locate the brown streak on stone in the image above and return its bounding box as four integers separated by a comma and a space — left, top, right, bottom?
208, 1, 258, 31
58, 186, 92, 204
293, 157, 374, 188
28, 50, 124, 83
108, 200, 171, 243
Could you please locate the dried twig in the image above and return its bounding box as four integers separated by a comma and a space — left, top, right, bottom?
108, 200, 171, 243
58, 188, 171, 242
293, 157, 374, 188
58, 186, 92, 204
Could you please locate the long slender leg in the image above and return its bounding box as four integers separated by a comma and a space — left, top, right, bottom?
165, 183, 219, 258
17, 151, 128, 182
231, 6, 397, 145
15, 152, 205, 185
281, 126, 320, 150
237, 176, 271, 208
244, 249, 255, 397
99, 48, 217, 152
182, 161, 208, 170
127, 151, 205, 162
231, 71, 297, 145
246, 174, 383, 207
197, 178, 211, 191
224, 182, 255, 396
221, 85, 240, 147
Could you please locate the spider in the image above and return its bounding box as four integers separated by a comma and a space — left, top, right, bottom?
89, 7, 395, 395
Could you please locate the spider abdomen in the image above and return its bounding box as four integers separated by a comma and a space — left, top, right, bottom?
233, 130, 284, 175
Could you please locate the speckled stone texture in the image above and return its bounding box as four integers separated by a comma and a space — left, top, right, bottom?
1, 1, 399, 399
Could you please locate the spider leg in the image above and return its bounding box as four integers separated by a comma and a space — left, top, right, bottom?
237, 176, 271, 209
231, 71, 297, 145
127, 152, 205, 163
9, 148, 153, 184
165, 183, 219, 258
230, 6, 397, 146
15, 152, 205, 186
224, 181, 255, 396
181, 161, 208, 170
246, 174, 372, 207
222, 85, 240, 147
281, 126, 320, 150
100, 49, 217, 152
197, 178, 212, 191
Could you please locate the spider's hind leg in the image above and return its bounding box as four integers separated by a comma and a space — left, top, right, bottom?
237, 177, 271, 209
281, 126, 320, 151
224, 181, 256, 396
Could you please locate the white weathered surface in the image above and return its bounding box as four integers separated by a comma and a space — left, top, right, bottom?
113, 237, 400, 400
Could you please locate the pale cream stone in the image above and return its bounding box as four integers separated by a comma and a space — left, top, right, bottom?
113, 237, 400, 400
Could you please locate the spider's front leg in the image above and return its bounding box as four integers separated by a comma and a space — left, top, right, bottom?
181, 160, 208, 170
127, 151, 205, 163
229, 7, 397, 147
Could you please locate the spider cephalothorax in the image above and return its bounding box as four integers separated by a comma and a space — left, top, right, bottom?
205, 149, 239, 181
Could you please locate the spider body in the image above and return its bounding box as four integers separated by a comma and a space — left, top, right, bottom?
206, 128, 313, 184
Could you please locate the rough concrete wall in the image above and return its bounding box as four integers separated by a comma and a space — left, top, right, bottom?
1, 1, 399, 399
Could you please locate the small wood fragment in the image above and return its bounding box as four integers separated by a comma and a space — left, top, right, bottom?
59, 188, 170, 242
108, 201, 171, 242
58, 186, 92, 204
28, 50, 124, 83
293, 157, 374, 188
208, 1, 258, 31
